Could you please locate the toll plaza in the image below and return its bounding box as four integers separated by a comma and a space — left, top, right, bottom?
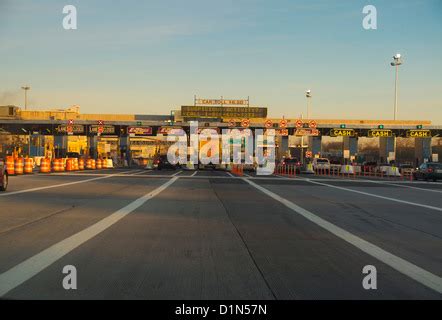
1, 102, 441, 167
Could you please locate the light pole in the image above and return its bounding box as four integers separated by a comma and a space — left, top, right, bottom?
390, 54, 403, 120
21, 86, 31, 110
305, 89, 312, 119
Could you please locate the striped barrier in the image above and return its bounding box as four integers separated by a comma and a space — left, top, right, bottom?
66, 159, 74, 171
6, 156, 15, 175
14, 157, 24, 175
40, 158, 51, 173
78, 159, 85, 170
24, 158, 34, 174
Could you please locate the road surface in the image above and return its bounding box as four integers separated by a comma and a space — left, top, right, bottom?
0, 169, 441, 299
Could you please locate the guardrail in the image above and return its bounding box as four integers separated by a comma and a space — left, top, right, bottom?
311, 164, 415, 181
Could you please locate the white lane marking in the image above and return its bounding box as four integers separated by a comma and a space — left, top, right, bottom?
243, 178, 442, 294
191, 171, 198, 177
243, 173, 252, 177
0, 177, 178, 297
0, 171, 134, 198
170, 170, 183, 177
128, 170, 145, 176
131, 170, 154, 176
366, 180, 442, 194
299, 178, 442, 212
226, 172, 235, 178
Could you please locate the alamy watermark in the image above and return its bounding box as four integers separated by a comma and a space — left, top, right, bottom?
362, 5, 377, 30
165, 121, 276, 175
62, 265, 77, 290
362, 265, 377, 290
63, 5, 77, 30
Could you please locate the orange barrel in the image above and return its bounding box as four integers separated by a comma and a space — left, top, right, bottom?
59, 159, 65, 172
24, 158, 33, 174
60, 159, 66, 172
40, 158, 51, 173
72, 158, 79, 171
52, 159, 59, 172
86, 159, 92, 170
14, 157, 24, 175
6, 156, 15, 175
91, 159, 96, 170
78, 159, 85, 170
53, 159, 64, 172
66, 158, 74, 171
96, 159, 102, 170
102, 158, 107, 169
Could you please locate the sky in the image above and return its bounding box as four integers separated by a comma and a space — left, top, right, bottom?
1, 0, 441, 122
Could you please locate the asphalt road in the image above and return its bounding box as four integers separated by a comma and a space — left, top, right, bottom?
0, 168, 441, 299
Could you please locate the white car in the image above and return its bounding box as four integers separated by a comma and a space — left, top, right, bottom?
312, 158, 331, 171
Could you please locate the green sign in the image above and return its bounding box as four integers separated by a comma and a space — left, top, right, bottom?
181, 105, 267, 118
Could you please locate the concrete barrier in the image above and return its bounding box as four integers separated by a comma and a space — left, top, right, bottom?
304, 163, 315, 174
340, 165, 355, 174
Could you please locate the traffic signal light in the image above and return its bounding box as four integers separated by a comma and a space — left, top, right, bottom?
416, 125, 423, 129
340, 124, 346, 129
378, 125, 384, 129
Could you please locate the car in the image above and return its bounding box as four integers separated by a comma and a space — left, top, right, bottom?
0, 158, 8, 192
398, 163, 415, 174
156, 155, 177, 170
312, 158, 331, 172
66, 152, 81, 159
329, 159, 342, 173
413, 162, 442, 182
362, 161, 377, 173
279, 158, 302, 174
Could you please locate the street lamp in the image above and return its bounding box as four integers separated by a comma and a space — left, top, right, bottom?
305, 89, 312, 119
21, 86, 31, 110
390, 54, 403, 121
301, 89, 312, 165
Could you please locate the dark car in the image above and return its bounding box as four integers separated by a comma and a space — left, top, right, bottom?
156, 155, 177, 170
362, 161, 377, 173
280, 158, 302, 174
413, 162, 442, 182
0, 158, 8, 192
66, 152, 81, 159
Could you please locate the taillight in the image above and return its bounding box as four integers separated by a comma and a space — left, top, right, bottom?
428, 168, 434, 173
